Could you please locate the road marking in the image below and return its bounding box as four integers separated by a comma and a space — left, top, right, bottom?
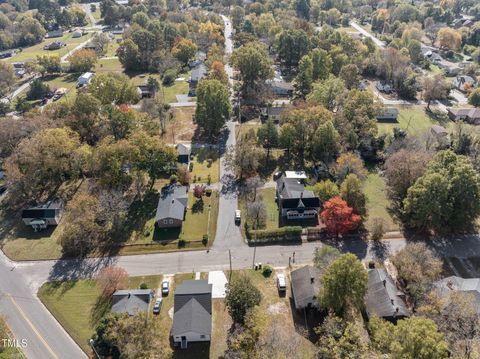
8, 294, 60, 359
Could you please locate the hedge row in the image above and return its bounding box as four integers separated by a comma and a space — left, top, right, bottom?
247, 226, 303, 245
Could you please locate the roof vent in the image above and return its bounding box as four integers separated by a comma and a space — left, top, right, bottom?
172, 199, 175, 204
391, 299, 394, 305
383, 279, 386, 287
310, 277, 314, 284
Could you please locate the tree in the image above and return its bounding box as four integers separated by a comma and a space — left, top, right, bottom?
369, 316, 449, 359
208, 61, 228, 85
340, 174, 367, 218
26, 79, 50, 100
312, 180, 339, 202
36, 55, 61, 76
59, 193, 106, 257
231, 42, 273, 97
89, 73, 140, 105
334, 152, 367, 182
257, 118, 278, 163
392, 243, 442, 303
310, 48, 333, 81
225, 275, 262, 324
311, 121, 339, 164
225, 136, 263, 180
307, 75, 346, 111
320, 253, 367, 316
468, 88, 480, 107
407, 39, 423, 64
0, 62, 16, 98
193, 184, 205, 198
295, 55, 313, 98
68, 48, 97, 73
320, 197, 362, 238
339, 64, 360, 90
195, 79, 231, 140
246, 200, 267, 229
422, 75, 449, 110
117, 39, 141, 71
172, 37, 197, 66
313, 245, 340, 273
97, 266, 128, 297
437, 27, 462, 50
403, 150, 480, 233
276, 29, 309, 68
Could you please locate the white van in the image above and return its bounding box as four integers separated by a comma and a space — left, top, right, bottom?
277, 273, 286, 292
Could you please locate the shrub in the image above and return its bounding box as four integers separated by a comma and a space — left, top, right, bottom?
262, 265, 273, 277
370, 217, 385, 241
207, 174, 211, 185
178, 239, 186, 248
189, 162, 194, 172
202, 234, 208, 246
205, 188, 212, 197
139, 283, 148, 289
162, 69, 177, 85
169, 174, 178, 184
207, 158, 213, 167
247, 226, 303, 244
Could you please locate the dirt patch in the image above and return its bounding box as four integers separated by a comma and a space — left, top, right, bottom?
268, 302, 287, 315
163, 107, 196, 144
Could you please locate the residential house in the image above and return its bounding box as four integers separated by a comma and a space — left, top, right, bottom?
188, 51, 207, 69
46, 30, 64, 38
267, 80, 294, 97
172, 280, 212, 349
72, 30, 83, 38
452, 75, 476, 92
43, 41, 66, 50
276, 174, 321, 221
260, 104, 290, 123
376, 81, 393, 94
447, 108, 480, 124
155, 185, 188, 228
83, 43, 97, 52
176, 143, 191, 165
430, 125, 448, 138
0, 49, 16, 59
433, 276, 480, 313
77, 72, 94, 87
366, 268, 409, 323
111, 289, 153, 315
291, 265, 322, 311
376, 107, 399, 122
188, 63, 207, 96
137, 85, 154, 98
22, 200, 64, 231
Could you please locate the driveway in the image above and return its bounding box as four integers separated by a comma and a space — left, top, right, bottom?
208, 271, 228, 298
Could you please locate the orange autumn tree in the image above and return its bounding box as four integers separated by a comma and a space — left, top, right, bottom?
320, 196, 362, 237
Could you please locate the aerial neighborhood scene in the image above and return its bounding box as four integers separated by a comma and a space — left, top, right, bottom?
1, 0, 480, 358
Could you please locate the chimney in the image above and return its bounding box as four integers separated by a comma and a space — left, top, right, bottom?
172, 199, 175, 204
383, 279, 386, 287
391, 299, 394, 305
310, 277, 314, 284
300, 191, 303, 198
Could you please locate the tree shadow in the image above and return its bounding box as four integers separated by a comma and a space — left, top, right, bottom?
191, 198, 204, 213
170, 339, 210, 359
370, 240, 390, 261
90, 294, 112, 327
153, 227, 181, 242
47, 255, 116, 283
288, 297, 321, 343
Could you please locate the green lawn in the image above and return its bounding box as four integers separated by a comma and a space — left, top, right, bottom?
239, 187, 279, 231
161, 80, 189, 103
92, 8, 102, 21
38, 275, 162, 354
103, 37, 121, 57
363, 172, 399, 232
377, 106, 440, 136
6, 32, 94, 63
95, 57, 123, 73
191, 148, 220, 184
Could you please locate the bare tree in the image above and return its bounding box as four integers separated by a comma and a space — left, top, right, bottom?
243, 176, 265, 202
97, 266, 128, 297
422, 75, 449, 110
246, 200, 267, 229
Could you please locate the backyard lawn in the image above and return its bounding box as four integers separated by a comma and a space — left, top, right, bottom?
38, 275, 163, 354
377, 105, 450, 136
363, 172, 399, 233
95, 57, 123, 73
191, 148, 220, 184
6, 32, 94, 63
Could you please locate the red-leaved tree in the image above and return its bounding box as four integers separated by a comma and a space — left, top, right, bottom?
193, 184, 206, 199
320, 196, 361, 237
97, 266, 128, 297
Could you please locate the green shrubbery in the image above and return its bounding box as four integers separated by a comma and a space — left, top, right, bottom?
246, 226, 303, 244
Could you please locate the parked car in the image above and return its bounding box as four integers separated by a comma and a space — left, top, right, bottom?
153, 297, 162, 314
277, 273, 286, 293
161, 280, 169, 295
235, 210, 241, 224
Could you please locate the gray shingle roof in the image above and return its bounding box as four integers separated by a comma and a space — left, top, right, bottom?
155, 185, 188, 222
433, 276, 480, 313
276, 177, 320, 210
366, 269, 409, 319
173, 280, 212, 336
111, 289, 152, 316
291, 265, 322, 310
191, 64, 207, 82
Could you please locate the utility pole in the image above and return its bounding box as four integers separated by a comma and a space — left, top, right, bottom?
252, 245, 256, 269
229, 249, 232, 281
89, 339, 101, 359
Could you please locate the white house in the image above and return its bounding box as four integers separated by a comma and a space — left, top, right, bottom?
77, 72, 94, 87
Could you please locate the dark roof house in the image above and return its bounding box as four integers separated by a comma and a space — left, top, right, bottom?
172, 280, 212, 349
22, 200, 64, 231
175, 143, 191, 165
366, 268, 409, 322
188, 63, 207, 96
447, 108, 480, 124
291, 265, 322, 310
276, 175, 320, 221
155, 185, 188, 228
268, 80, 294, 97
111, 289, 153, 316
260, 104, 290, 123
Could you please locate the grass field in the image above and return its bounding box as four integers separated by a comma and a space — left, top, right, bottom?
95, 57, 123, 73
377, 105, 442, 136
363, 172, 399, 232
191, 148, 220, 184
38, 275, 163, 354
6, 32, 94, 63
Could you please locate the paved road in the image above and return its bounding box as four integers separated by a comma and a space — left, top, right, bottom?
350, 21, 386, 48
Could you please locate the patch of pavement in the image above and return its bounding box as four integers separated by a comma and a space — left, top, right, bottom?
208, 271, 228, 298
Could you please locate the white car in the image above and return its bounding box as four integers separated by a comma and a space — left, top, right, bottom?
161, 280, 169, 295
153, 297, 162, 314
235, 210, 241, 224
277, 274, 286, 293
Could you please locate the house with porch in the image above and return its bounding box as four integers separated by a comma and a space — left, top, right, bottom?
22, 200, 64, 231
276, 174, 320, 221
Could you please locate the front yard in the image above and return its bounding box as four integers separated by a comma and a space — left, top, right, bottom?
38, 275, 163, 354
239, 187, 280, 232
191, 148, 220, 184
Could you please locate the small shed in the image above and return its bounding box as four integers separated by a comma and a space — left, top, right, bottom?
175, 143, 191, 165
137, 85, 153, 98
